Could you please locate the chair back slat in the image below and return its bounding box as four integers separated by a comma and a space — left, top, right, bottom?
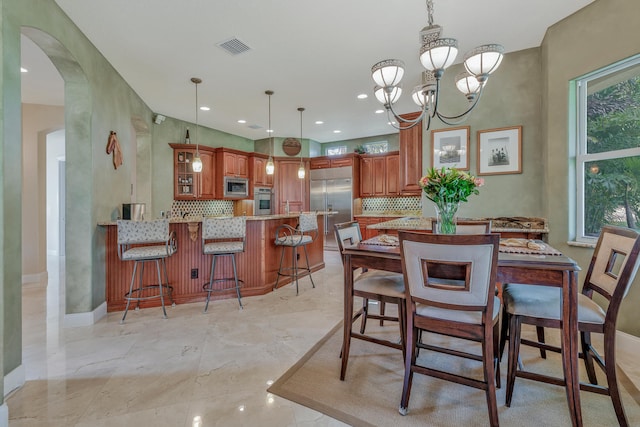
399, 232, 500, 311
117, 219, 169, 245
202, 216, 246, 240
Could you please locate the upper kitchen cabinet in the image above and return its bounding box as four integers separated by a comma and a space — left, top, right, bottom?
360, 151, 399, 197
249, 152, 274, 189
399, 112, 423, 195
310, 153, 357, 169
217, 148, 249, 178
170, 143, 216, 200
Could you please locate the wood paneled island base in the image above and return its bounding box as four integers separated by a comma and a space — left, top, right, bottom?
102, 214, 326, 312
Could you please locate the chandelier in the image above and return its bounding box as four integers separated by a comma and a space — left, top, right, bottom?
371, 0, 504, 130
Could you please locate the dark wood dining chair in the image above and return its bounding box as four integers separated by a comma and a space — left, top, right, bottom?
501, 225, 640, 427
398, 231, 501, 427
334, 221, 406, 380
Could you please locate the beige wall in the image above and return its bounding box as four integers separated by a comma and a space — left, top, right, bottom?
542, 0, 640, 335
21, 104, 64, 281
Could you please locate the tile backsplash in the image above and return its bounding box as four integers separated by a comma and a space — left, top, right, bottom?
362, 196, 421, 212
170, 200, 233, 218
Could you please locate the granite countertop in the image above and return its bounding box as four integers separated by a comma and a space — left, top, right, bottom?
368, 216, 549, 234
354, 210, 423, 218
98, 211, 335, 226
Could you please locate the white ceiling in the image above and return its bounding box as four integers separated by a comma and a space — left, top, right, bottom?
21, 0, 594, 143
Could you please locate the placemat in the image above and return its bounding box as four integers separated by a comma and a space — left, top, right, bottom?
499, 238, 562, 256
362, 234, 399, 246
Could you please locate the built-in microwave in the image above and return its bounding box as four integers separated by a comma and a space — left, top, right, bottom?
223, 176, 249, 198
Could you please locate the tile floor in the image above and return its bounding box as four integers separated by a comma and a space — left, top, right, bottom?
7, 252, 349, 426
6, 251, 640, 426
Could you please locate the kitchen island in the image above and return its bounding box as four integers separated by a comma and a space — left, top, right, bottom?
100, 213, 327, 312
368, 216, 549, 240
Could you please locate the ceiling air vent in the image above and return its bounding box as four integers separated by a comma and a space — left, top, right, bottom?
217, 37, 251, 55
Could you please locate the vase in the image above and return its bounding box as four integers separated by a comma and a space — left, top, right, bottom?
434, 202, 459, 234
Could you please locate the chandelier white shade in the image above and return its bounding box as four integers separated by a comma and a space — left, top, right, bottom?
371, 0, 504, 130
190, 77, 203, 173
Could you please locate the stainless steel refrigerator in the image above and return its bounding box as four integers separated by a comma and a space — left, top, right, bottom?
310, 167, 353, 250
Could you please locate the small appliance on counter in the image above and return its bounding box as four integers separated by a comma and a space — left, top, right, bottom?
122, 203, 145, 220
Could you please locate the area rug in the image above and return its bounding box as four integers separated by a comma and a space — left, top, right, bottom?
268, 321, 640, 427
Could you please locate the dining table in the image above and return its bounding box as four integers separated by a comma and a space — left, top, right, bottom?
340, 234, 583, 427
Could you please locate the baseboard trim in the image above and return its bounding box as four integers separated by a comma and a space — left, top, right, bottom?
0, 402, 8, 427
3, 364, 25, 398
63, 302, 107, 327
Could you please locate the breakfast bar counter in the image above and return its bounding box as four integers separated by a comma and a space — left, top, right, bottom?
100, 213, 327, 312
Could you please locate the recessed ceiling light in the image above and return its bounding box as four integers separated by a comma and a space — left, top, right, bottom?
387, 121, 397, 126
315, 121, 324, 125
200, 106, 210, 111
20, 67, 28, 73
375, 109, 384, 114
267, 129, 274, 133
333, 130, 341, 133
357, 93, 368, 99
237, 119, 246, 124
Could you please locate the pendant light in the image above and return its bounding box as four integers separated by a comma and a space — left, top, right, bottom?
297, 107, 306, 179
265, 90, 275, 175
191, 77, 203, 172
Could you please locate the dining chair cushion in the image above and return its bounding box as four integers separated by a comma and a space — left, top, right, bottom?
203, 241, 245, 255
416, 295, 501, 324
354, 270, 405, 299
298, 212, 318, 232
117, 219, 169, 245
120, 244, 175, 261
503, 283, 606, 324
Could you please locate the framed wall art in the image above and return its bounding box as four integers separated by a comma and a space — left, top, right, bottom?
431, 126, 470, 170
477, 126, 522, 175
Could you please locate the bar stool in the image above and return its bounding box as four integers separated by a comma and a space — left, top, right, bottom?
117, 219, 177, 323
274, 212, 318, 295
202, 216, 246, 311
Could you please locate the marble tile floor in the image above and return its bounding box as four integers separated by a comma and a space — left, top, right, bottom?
8, 252, 350, 426
8, 252, 640, 426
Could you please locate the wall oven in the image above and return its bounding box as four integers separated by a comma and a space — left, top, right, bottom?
223, 176, 249, 199
254, 187, 273, 215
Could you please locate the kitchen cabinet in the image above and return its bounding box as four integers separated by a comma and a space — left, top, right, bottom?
249, 153, 274, 190
218, 149, 248, 178
399, 112, 423, 195
274, 158, 308, 214
170, 144, 216, 200
360, 151, 399, 197
309, 154, 357, 169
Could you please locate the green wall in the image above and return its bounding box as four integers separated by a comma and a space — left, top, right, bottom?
542, 0, 640, 335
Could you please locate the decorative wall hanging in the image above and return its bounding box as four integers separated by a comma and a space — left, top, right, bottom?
106, 131, 123, 169
477, 126, 522, 175
431, 126, 470, 170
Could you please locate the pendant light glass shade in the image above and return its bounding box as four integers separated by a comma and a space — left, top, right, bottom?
455, 71, 482, 101
463, 44, 504, 80
419, 38, 458, 71
191, 77, 203, 172
297, 107, 305, 179
374, 85, 402, 105
265, 90, 275, 175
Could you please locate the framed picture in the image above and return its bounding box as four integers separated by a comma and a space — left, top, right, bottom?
477, 126, 522, 175
431, 126, 470, 170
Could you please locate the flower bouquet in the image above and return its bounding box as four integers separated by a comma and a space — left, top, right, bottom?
419, 167, 484, 234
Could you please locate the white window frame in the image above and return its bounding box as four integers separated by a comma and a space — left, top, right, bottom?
575, 55, 640, 243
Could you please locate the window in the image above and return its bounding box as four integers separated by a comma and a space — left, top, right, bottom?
364, 141, 388, 154
327, 146, 347, 156
575, 55, 640, 242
